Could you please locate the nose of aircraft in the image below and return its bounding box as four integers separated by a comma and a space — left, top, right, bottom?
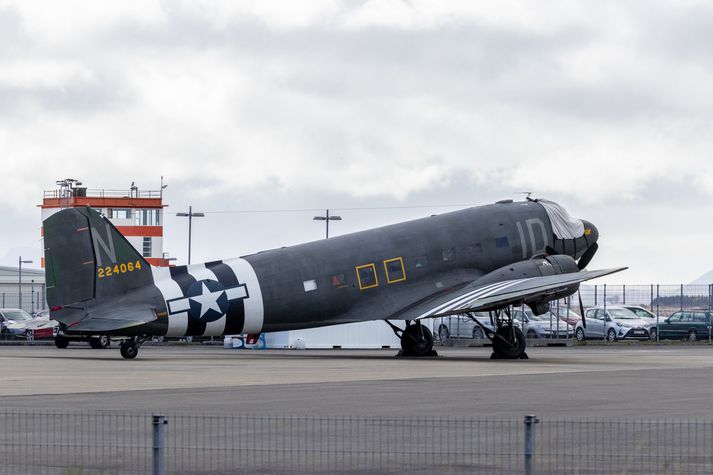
581, 220, 599, 244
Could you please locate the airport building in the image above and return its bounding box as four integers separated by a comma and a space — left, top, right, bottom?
40, 179, 170, 267
0, 265, 45, 313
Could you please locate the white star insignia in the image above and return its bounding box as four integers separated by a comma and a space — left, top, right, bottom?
189, 282, 224, 318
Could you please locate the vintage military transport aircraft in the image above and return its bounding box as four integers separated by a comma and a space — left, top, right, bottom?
44, 198, 624, 359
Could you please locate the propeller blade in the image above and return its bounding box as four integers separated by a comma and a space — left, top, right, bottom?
577, 242, 599, 270
578, 289, 586, 328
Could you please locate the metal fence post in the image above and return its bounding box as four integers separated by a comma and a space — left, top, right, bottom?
524, 414, 539, 475
152, 414, 167, 475
656, 285, 660, 345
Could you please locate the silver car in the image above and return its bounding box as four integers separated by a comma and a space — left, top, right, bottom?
512, 309, 573, 339
0, 308, 35, 339
436, 313, 495, 342
575, 306, 653, 342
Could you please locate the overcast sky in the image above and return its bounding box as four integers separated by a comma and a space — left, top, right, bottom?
1, 0, 712, 283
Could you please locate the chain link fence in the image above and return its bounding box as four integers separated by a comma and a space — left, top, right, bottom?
1, 410, 711, 474
0, 290, 46, 314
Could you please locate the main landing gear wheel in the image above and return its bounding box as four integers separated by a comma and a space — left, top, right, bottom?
438, 325, 451, 344
400, 324, 436, 357
491, 327, 527, 360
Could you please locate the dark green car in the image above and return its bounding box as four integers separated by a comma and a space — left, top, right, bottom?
651, 310, 712, 341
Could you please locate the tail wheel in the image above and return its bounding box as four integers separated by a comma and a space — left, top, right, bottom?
492, 327, 526, 359
606, 328, 617, 342
688, 330, 697, 342
119, 341, 139, 359
400, 324, 434, 357
575, 328, 585, 342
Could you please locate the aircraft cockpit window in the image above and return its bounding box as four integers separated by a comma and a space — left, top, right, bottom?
331, 273, 347, 288
384, 257, 406, 284
356, 264, 379, 290
442, 248, 455, 262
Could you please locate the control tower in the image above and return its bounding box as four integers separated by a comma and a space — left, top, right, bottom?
40, 178, 170, 267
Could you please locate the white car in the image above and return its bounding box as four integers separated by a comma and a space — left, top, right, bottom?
575, 306, 653, 342
512, 309, 573, 339
436, 312, 495, 342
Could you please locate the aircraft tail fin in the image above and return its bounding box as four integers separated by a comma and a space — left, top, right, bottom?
43, 207, 154, 309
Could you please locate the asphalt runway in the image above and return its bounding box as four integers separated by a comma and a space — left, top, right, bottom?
1, 343, 712, 418
2, 344, 713, 474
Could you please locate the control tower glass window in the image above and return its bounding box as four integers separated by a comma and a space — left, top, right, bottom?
110, 208, 132, 220
142, 237, 152, 257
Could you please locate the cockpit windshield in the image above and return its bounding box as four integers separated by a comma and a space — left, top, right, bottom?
537, 199, 584, 239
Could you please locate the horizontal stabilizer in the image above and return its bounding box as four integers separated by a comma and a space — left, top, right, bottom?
62, 305, 159, 333
69, 318, 148, 332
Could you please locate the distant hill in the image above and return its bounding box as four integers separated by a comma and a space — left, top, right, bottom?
689, 270, 713, 285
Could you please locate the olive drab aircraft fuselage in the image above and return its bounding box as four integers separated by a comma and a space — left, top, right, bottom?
44, 198, 624, 359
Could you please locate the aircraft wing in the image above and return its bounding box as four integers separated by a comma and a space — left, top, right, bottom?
392, 267, 626, 321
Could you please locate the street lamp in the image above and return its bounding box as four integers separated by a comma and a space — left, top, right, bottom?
176, 206, 205, 265
18, 257, 33, 311
313, 209, 342, 239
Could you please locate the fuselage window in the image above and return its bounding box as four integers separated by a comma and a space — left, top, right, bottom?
414, 255, 428, 268
331, 273, 347, 288
495, 236, 509, 248
356, 264, 378, 290
442, 248, 455, 262
303, 279, 318, 292
384, 257, 406, 284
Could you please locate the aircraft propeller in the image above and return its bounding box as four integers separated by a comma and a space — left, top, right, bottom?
545, 242, 599, 271
577, 242, 598, 270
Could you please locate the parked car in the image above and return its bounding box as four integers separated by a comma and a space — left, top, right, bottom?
24, 310, 58, 339
512, 308, 573, 339
623, 306, 658, 321
650, 310, 712, 341
0, 308, 35, 339
53, 326, 111, 349
436, 313, 495, 342
575, 306, 653, 342
552, 307, 582, 326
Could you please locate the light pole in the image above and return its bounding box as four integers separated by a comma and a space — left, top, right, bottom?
176, 206, 205, 265
18, 257, 33, 311
313, 209, 342, 239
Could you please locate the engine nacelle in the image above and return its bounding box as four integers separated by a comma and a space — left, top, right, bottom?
477, 255, 580, 315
